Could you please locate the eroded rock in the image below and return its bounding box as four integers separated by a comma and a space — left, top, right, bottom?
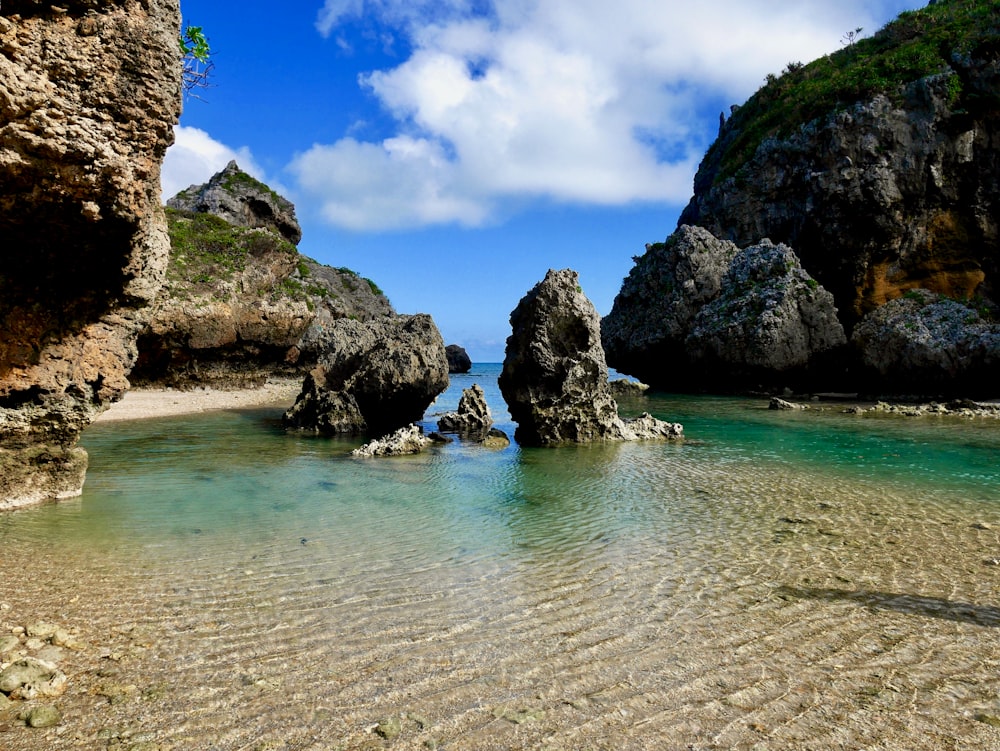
445, 344, 472, 374
352, 425, 431, 458
168, 160, 301, 244
604, 229, 845, 390
0, 0, 182, 508
437, 384, 492, 436
500, 269, 682, 445
284, 315, 449, 436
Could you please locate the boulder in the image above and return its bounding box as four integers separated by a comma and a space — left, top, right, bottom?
445, 344, 472, 373
437, 384, 492, 436
499, 269, 682, 445
167, 160, 302, 244
0, 0, 182, 508
852, 290, 1000, 396
685, 239, 847, 374
603, 228, 845, 390
283, 315, 449, 436
352, 425, 431, 457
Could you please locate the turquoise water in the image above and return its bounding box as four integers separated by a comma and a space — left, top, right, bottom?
3, 364, 1000, 750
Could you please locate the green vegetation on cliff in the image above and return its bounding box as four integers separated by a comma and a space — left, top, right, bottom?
709, 0, 1000, 184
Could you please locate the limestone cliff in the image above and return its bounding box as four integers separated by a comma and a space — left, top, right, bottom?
0, 0, 181, 508
609, 0, 1000, 396
134, 165, 395, 388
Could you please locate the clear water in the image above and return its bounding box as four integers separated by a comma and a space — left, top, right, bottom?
3, 364, 1000, 750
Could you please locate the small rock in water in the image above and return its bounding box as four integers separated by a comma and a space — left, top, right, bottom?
975, 713, 1000, 728
23, 703, 61, 728
375, 716, 402, 740
972, 522, 993, 530
0, 635, 20, 655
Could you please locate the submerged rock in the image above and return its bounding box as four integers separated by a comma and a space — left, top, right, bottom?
284, 315, 449, 436
0, 658, 67, 700
437, 384, 492, 436
499, 269, 682, 445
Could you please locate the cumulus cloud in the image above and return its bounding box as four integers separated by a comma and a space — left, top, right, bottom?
161, 126, 267, 202
299, 0, 919, 231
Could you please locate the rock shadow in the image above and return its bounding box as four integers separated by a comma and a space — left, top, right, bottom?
778, 585, 1000, 627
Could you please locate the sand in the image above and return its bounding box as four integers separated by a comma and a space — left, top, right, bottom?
94, 378, 302, 422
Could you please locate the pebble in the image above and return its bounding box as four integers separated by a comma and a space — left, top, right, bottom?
0, 635, 20, 655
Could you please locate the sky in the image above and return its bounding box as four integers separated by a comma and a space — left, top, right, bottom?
164, 0, 926, 362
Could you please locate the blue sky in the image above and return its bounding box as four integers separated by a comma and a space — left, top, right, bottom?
165, 0, 925, 361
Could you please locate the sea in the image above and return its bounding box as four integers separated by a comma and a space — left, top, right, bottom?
2, 362, 999, 750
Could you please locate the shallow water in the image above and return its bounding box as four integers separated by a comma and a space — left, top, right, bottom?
2, 365, 1000, 750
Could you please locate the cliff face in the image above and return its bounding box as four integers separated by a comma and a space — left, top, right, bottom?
608, 1, 1000, 396
0, 0, 181, 508
135, 166, 395, 388
681, 64, 1000, 329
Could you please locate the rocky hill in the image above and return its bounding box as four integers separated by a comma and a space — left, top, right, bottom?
605, 0, 1000, 397
133, 164, 394, 388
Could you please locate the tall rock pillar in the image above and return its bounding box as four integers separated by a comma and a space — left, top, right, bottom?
0, 0, 182, 508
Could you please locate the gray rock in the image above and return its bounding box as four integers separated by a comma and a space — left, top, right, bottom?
167, 160, 302, 244
445, 344, 472, 373
437, 384, 492, 435
686, 240, 846, 372
0, 658, 67, 699
603, 228, 845, 389
770, 397, 808, 410
352, 425, 431, 457
852, 290, 1000, 395
284, 315, 449, 436
500, 269, 682, 445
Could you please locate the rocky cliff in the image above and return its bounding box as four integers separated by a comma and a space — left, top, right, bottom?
0, 0, 181, 508
133, 164, 395, 388
608, 0, 1000, 396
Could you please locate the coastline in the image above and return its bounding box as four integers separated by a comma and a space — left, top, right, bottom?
95, 378, 301, 423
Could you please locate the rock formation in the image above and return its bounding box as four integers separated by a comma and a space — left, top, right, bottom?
603, 228, 845, 390
134, 166, 395, 388
499, 269, 682, 445
437, 384, 492, 436
168, 160, 302, 244
608, 3, 1000, 396
0, 0, 182, 508
852, 289, 1000, 395
283, 314, 449, 436
352, 424, 431, 457
445, 344, 472, 373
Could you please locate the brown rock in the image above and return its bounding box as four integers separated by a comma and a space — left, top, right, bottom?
0, 0, 182, 508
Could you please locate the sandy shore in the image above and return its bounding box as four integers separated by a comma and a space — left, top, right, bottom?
95, 378, 302, 422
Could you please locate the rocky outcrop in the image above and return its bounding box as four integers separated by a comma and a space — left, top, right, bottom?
168, 160, 301, 244
0, 0, 182, 508
603, 227, 845, 390
133, 166, 394, 388
283, 314, 449, 436
852, 290, 1000, 396
500, 269, 682, 445
437, 384, 492, 436
608, 5, 1000, 396
445, 344, 472, 373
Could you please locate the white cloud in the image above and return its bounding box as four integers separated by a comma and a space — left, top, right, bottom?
301, 0, 923, 231
160, 126, 267, 202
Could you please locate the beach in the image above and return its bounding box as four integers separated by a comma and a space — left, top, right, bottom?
95, 379, 302, 423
